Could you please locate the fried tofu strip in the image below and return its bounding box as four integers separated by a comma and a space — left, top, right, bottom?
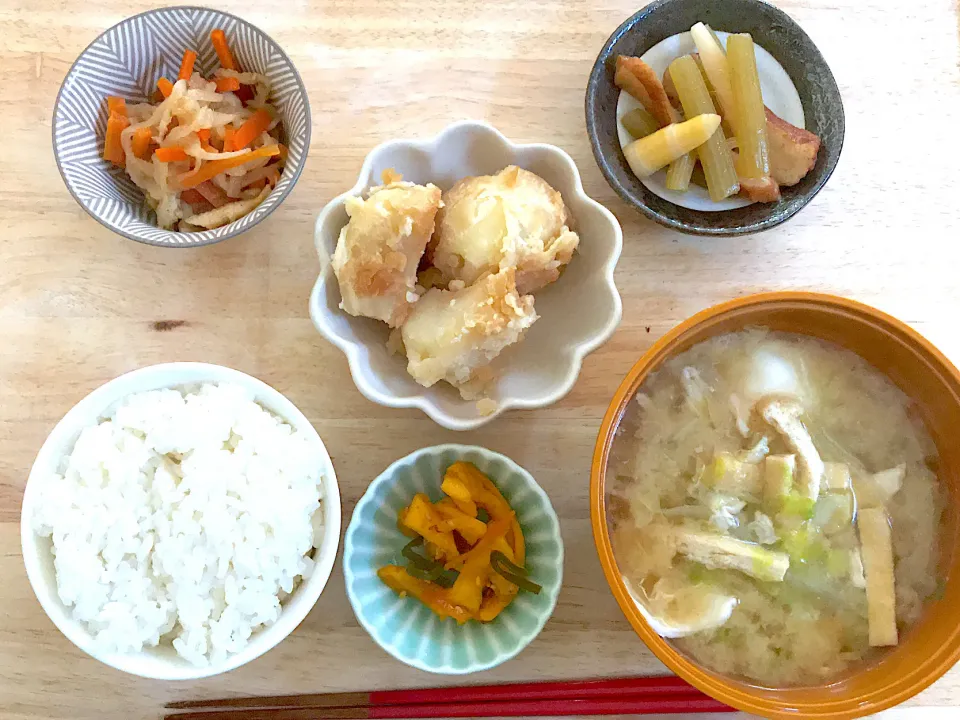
615, 56, 682, 127
858, 508, 898, 646
674, 528, 790, 582
757, 397, 823, 502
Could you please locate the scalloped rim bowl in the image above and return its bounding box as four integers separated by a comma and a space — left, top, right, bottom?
310, 121, 623, 430
343, 444, 564, 674
591, 292, 960, 718
20, 362, 342, 680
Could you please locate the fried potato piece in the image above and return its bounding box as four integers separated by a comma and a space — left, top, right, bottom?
429, 166, 579, 295
400, 268, 537, 398
766, 108, 821, 186
332, 173, 441, 327
615, 55, 682, 127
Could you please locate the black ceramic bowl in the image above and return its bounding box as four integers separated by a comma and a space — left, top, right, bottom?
585, 0, 844, 236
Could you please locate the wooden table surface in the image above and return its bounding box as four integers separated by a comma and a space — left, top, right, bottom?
2, 0, 959, 718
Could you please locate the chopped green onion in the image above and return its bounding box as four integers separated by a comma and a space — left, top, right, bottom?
402, 537, 441, 572
490, 551, 542, 595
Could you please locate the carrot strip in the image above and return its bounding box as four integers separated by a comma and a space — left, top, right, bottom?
231, 109, 273, 151
131, 127, 153, 159
211, 29, 237, 71
178, 49, 197, 82
103, 111, 130, 166
178, 145, 280, 189
157, 77, 174, 98
155, 146, 189, 162
197, 128, 216, 153
107, 96, 127, 116
215, 76, 240, 93
222, 125, 236, 152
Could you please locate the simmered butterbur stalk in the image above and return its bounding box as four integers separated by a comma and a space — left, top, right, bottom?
667, 55, 739, 201
665, 152, 696, 191
614, 54, 694, 189
727, 33, 770, 179
621, 107, 659, 139
623, 113, 720, 178
690, 22, 738, 130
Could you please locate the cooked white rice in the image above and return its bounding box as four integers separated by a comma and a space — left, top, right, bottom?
33, 383, 325, 666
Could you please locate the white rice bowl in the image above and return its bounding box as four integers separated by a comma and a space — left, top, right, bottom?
21, 363, 340, 680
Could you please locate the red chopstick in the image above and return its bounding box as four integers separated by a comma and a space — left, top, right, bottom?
165, 695, 732, 719
164, 676, 735, 718
167, 675, 700, 710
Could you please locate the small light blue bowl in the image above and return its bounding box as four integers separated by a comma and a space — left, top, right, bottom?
343, 444, 564, 674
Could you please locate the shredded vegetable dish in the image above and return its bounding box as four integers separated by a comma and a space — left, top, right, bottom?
101, 29, 286, 231
378, 462, 541, 624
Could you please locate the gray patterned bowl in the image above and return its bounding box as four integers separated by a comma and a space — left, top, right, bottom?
52, 6, 310, 247
585, 0, 844, 236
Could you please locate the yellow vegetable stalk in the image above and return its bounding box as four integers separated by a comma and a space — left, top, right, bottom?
690, 22, 738, 130
727, 33, 770, 179
621, 107, 659, 139
665, 153, 696, 192
667, 55, 739, 201
623, 113, 721, 178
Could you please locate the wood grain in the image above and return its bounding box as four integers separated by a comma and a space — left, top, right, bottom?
1, 0, 959, 718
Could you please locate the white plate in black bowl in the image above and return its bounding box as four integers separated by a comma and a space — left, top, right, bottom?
585, 0, 844, 236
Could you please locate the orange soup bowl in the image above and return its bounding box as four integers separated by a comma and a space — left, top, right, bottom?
590, 292, 960, 718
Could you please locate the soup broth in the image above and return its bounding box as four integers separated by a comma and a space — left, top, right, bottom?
608, 330, 943, 686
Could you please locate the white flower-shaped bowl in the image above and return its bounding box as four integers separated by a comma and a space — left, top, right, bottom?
310, 121, 623, 430
20, 363, 341, 680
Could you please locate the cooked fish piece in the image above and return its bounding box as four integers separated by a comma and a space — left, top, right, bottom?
757, 397, 824, 502
429, 166, 579, 295
674, 528, 790, 582
766, 107, 821, 186
400, 268, 537, 398
332, 174, 441, 327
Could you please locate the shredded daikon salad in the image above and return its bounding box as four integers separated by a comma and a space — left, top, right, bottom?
101, 29, 287, 231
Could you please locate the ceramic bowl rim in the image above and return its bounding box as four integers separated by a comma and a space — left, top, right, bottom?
51, 5, 312, 248
20, 362, 342, 680
584, 0, 845, 236
310, 120, 623, 430
343, 443, 564, 674
590, 291, 960, 717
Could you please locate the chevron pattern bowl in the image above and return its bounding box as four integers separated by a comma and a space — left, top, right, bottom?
343, 445, 564, 674
52, 7, 310, 247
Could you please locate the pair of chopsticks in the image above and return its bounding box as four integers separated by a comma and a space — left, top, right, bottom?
165, 676, 734, 718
